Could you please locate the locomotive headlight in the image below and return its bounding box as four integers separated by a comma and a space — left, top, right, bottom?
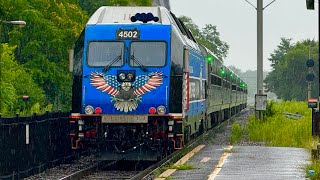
157, 106, 166, 115
119, 73, 126, 80
127, 73, 133, 80
84, 105, 94, 115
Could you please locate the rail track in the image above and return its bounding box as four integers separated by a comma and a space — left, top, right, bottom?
58, 159, 128, 180
54, 126, 217, 180
74, 113, 239, 180
27, 109, 249, 180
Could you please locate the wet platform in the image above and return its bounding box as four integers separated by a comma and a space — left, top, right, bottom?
158, 145, 309, 180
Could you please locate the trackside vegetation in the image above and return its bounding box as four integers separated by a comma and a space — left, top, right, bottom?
230, 101, 320, 179
230, 121, 243, 144
246, 101, 317, 149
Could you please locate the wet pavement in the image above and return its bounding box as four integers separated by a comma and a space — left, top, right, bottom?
169, 145, 309, 180
161, 109, 310, 180
215, 146, 309, 180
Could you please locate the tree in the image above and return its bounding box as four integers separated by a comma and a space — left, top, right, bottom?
264, 38, 319, 100
268, 38, 293, 68
179, 16, 229, 60
0, 44, 46, 115
0, 0, 87, 111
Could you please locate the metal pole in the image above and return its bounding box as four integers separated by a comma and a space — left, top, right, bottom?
257, 0, 263, 94
308, 82, 312, 99
255, 0, 264, 119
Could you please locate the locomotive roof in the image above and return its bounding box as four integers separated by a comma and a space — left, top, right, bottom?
87, 6, 171, 25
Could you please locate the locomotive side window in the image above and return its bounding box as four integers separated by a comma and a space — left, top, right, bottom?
87, 42, 124, 67
73, 29, 85, 76
189, 78, 200, 101
130, 42, 166, 67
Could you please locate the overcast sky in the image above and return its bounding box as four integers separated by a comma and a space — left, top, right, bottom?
170, 0, 318, 72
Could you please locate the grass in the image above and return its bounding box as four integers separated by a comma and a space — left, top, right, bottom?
306, 159, 320, 180
153, 164, 197, 178
230, 121, 243, 145
241, 100, 320, 179
168, 164, 197, 170
246, 100, 317, 149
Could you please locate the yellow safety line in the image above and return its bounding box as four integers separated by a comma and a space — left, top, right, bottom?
200, 157, 211, 162
207, 145, 233, 180
155, 144, 206, 179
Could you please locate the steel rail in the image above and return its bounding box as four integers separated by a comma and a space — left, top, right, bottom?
58, 159, 122, 180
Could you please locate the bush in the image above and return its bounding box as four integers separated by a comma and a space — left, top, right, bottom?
231, 121, 243, 144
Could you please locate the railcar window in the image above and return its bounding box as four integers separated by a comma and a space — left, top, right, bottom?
232, 84, 236, 91
227, 82, 231, 89
130, 42, 166, 67
87, 42, 124, 67
210, 75, 214, 85
210, 74, 222, 86
223, 80, 227, 88
216, 77, 222, 86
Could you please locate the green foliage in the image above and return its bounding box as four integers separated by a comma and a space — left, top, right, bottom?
265, 100, 277, 117
306, 160, 320, 180
265, 38, 319, 100
247, 101, 317, 149
0, 44, 46, 115
230, 121, 243, 144
168, 164, 197, 170
179, 16, 229, 60
0, 0, 87, 115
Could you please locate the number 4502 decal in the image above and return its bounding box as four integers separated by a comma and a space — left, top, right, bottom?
116, 29, 140, 40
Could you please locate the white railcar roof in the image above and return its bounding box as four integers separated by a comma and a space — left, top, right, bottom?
87, 6, 171, 25
87, 6, 201, 54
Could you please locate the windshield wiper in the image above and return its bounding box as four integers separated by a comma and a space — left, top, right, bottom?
130, 54, 148, 72
103, 54, 122, 72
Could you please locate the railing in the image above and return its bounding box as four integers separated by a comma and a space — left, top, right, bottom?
0, 111, 72, 179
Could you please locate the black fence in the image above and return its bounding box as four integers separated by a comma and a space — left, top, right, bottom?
0, 112, 72, 179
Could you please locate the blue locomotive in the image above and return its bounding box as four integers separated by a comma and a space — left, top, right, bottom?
69, 6, 247, 161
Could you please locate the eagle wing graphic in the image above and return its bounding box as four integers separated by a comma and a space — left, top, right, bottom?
90, 72, 120, 96
133, 72, 163, 96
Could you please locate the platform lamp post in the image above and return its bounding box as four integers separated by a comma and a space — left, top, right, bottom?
0, 20, 26, 115
21, 95, 30, 112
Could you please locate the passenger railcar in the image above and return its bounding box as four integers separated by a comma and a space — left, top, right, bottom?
69, 6, 247, 161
